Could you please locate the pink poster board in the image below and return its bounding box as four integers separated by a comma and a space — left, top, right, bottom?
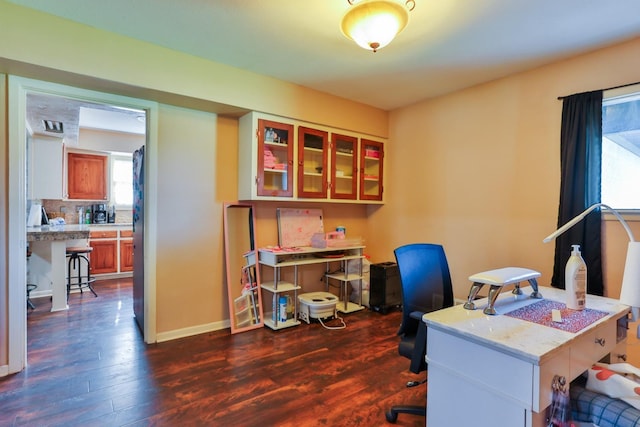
277, 208, 324, 248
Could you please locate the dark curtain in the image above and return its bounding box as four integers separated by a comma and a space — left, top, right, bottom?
551, 90, 603, 295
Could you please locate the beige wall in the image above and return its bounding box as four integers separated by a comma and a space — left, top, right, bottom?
0, 2, 386, 348
154, 105, 218, 332
368, 37, 640, 300
1, 0, 640, 360
0, 2, 387, 138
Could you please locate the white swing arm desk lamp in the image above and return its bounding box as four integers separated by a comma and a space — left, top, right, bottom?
543, 203, 640, 326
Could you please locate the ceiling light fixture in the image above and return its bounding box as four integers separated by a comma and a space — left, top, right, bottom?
341, 0, 415, 52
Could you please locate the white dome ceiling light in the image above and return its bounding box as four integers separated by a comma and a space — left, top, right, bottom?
341, 0, 415, 52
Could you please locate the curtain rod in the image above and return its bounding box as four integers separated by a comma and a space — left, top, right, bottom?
557, 80, 640, 100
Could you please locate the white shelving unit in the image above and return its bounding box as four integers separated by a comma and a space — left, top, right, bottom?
326, 270, 365, 314
258, 245, 365, 330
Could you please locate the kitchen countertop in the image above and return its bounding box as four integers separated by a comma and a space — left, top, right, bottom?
27, 224, 90, 241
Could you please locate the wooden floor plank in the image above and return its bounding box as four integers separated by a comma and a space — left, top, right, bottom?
0, 278, 426, 426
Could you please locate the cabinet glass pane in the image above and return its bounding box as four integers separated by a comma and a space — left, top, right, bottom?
331, 134, 357, 200
298, 126, 328, 198
258, 119, 293, 197
359, 139, 384, 201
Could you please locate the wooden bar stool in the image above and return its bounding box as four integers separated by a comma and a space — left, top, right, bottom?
66, 246, 98, 299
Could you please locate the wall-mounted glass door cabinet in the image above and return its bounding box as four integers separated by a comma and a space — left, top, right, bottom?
238, 111, 385, 203
257, 119, 294, 197
239, 113, 295, 200
359, 139, 384, 201
298, 126, 328, 198
330, 133, 358, 200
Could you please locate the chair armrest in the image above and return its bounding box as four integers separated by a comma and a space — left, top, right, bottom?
409, 311, 426, 321
409, 312, 427, 374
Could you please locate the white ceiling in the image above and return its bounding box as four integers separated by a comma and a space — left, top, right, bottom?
26, 93, 145, 144
10, 0, 640, 111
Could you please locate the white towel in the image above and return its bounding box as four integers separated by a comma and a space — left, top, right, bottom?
586, 363, 640, 410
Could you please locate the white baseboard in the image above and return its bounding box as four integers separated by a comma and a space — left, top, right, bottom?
93, 272, 133, 280
31, 289, 52, 299
155, 319, 231, 343
0, 364, 9, 377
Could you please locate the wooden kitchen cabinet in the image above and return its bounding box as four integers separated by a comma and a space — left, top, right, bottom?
297, 126, 328, 198
89, 230, 118, 274
67, 152, 108, 200
359, 139, 384, 201
330, 133, 358, 200
238, 111, 386, 204
239, 112, 294, 200
119, 230, 134, 272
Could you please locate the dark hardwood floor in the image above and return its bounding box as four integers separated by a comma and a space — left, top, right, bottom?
1, 279, 425, 426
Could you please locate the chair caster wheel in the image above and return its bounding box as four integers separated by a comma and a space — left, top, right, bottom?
385, 410, 398, 423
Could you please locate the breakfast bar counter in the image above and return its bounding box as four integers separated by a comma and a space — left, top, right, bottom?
27, 225, 90, 311
27, 224, 90, 242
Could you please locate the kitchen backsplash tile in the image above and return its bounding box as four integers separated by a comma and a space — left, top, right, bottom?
42, 199, 132, 224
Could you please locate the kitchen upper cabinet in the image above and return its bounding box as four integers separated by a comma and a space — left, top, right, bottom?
359, 139, 384, 201
67, 152, 108, 200
297, 126, 328, 198
330, 133, 358, 200
29, 136, 64, 200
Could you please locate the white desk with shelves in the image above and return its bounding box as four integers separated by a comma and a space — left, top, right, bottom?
258, 245, 365, 330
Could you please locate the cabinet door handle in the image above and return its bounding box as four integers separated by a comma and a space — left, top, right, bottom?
595, 338, 606, 346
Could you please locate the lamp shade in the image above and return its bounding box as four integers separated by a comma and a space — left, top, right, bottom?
544, 203, 640, 313
341, 0, 409, 52
620, 241, 640, 308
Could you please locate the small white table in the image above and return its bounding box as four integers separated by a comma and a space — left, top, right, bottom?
424, 286, 629, 427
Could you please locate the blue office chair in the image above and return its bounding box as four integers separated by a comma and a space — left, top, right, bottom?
386, 243, 454, 423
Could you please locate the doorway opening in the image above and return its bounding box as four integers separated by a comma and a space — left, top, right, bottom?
7, 76, 158, 374
26, 92, 145, 325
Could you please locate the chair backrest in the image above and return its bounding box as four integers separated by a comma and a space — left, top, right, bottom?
394, 243, 454, 338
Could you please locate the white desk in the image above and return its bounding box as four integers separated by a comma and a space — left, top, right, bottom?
27, 225, 90, 311
423, 286, 629, 427
258, 245, 365, 329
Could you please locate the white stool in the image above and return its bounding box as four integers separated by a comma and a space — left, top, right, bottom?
463, 267, 542, 315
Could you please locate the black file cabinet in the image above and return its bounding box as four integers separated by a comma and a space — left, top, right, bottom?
369, 262, 402, 314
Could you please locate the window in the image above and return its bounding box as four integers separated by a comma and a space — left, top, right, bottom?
111, 154, 133, 208
602, 88, 640, 210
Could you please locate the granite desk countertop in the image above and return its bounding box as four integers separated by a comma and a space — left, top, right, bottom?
27, 224, 90, 241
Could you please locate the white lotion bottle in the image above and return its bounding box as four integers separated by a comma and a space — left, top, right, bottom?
565, 244, 587, 310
